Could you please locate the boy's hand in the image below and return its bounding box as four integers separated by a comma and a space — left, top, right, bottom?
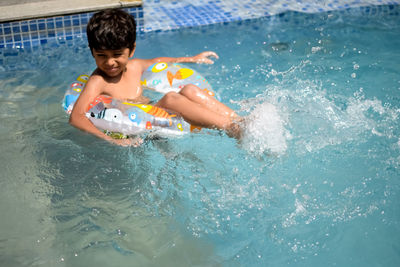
111, 136, 143, 147
192, 51, 219, 64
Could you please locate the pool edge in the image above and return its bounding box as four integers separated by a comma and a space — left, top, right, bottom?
0, 0, 142, 23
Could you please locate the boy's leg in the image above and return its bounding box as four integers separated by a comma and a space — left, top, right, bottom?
179, 84, 238, 120
156, 92, 232, 130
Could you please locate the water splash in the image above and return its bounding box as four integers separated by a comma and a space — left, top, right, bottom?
235, 77, 399, 157
240, 101, 290, 156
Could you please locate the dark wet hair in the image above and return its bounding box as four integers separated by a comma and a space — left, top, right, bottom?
87, 9, 136, 52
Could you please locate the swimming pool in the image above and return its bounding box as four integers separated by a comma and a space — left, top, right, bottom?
1, 5, 400, 267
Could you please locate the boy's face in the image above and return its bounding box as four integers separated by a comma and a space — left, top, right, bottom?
92, 47, 134, 78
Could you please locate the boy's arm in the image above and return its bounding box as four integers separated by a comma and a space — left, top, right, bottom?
136, 51, 219, 70
69, 76, 113, 141
69, 76, 138, 146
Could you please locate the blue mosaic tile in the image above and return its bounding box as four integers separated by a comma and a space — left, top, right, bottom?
22, 33, 29, 41
143, 0, 400, 31
31, 32, 38, 39
64, 18, 71, 27
0, 6, 144, 49
4, 27, 11, 34
12, 25, 20, 33
38, 21, 46, 31
0, 1, 400, 49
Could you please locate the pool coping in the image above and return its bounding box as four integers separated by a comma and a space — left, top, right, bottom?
0, 0, 142, 23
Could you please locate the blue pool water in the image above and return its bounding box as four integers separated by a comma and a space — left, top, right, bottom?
1, 6, 400, 267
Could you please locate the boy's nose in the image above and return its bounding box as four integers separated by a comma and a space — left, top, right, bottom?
106, 57, 116, 66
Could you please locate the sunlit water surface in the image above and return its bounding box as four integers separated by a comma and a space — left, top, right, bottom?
0, 7, 399, 267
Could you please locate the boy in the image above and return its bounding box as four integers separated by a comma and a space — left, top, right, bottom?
70, 9, 241, 146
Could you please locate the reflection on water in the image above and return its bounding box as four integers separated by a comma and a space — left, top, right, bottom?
0, 129, 57, 266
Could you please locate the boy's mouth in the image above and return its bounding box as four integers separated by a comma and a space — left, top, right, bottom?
104, 66, 120, 75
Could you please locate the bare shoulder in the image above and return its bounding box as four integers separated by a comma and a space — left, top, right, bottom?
89, 69, 106, 83
86, 71, 107, 92
128, 58, 156, 73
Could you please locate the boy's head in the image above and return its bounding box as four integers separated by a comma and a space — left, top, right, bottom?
87, 9, 136, 53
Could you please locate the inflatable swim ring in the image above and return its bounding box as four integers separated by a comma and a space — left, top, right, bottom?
62, 63, 213, 136
141, 62, 215, 97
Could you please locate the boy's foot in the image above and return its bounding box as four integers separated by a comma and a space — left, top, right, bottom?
225, 119, 244, 139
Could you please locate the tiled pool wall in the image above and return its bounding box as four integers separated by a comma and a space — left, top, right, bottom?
0, 0, 399, 50
143, 0, 400, 32
0, 8, 144, 49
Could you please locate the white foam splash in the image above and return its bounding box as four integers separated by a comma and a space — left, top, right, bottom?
241, 102, 290, 156
235, 77, 400, 157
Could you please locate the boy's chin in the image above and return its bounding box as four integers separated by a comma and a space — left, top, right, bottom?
102, 69, 122, 78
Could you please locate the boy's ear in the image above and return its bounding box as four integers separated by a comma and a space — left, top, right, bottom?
129, 43, 136, 57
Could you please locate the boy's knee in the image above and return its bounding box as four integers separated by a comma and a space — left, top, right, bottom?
160, 92, 182, 108
179, 84, 200, 98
